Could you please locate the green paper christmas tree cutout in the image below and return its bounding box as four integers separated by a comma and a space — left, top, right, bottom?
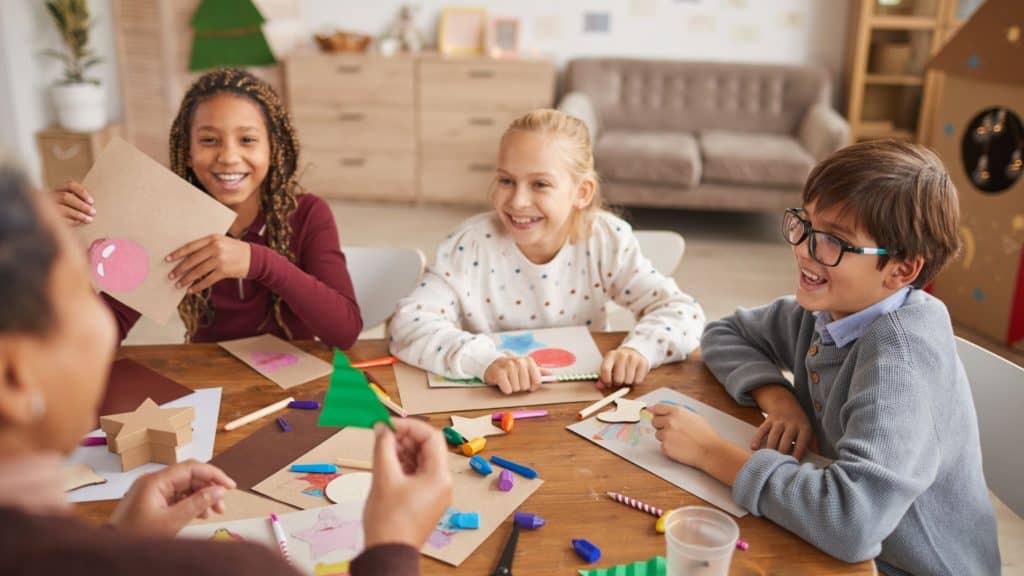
578, 556, 666, 576
189, 0, 276, 71
318, 350, 392, 430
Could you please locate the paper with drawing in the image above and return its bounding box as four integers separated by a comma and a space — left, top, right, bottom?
78, 138, 237, 324
251, 428, 543, 566
219, 334, 333, 389
179, 501, 365, 576
429, 326, 602, 388
567, 387, 830, 517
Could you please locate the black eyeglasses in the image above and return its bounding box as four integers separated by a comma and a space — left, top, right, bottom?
782, 208, 892, 267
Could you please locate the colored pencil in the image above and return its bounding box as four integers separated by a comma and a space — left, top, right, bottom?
224, 397, 294, 431
577, 387, 630, 420
606, 491, 663, 518
351, 356, 398, 369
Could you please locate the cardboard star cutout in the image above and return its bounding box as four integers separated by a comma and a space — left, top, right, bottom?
450, 414, 505, 439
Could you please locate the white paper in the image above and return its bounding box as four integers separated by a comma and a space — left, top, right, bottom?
568, 387, 830, 517
179, 501, 365, 575
429, 325, 603, 387
67, 388, 222, 502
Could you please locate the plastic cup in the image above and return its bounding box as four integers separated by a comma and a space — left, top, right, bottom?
664, 506, 739, 575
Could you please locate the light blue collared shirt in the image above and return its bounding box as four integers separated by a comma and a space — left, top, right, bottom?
814, 287, 912, 348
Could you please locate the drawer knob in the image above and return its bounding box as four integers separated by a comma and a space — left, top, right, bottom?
336, 64, 363, 74
51, 143, 81, 161
340, 157, 367, 167
469, 117, 495, 126
337, 112, 366, 122
469, 163, 495, 173
468, 69, 496, 79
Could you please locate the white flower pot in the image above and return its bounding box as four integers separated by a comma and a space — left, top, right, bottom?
52, 82, 106, 132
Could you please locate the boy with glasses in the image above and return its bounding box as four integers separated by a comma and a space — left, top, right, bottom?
650, 140, 1000, 575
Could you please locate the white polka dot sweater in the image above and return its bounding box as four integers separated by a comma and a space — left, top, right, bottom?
388, 211, 706, 378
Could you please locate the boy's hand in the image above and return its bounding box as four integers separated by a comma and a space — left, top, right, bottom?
751, 385, 814, 459
650, 403, 720, 467
166, 234, 252, 293
53, 180, 95, 226
363, 420, 452, 549
109, 460, 235, 537
483, 356, 549, 394
598, 347, 650, 389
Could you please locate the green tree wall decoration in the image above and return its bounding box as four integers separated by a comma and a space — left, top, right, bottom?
189, 0, 276, 71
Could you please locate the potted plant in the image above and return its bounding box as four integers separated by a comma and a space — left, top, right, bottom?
43, 0, 106, 132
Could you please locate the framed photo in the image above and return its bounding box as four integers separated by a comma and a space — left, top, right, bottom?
490, 17, 520, 58
438, 7, 487, 56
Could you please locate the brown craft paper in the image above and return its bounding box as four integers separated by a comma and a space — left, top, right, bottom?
63, 463, 106, 492
250, 428, 543, 567
394, 361, 603, 415
252, 427, 375, 509
95, 359, 193, 428
77, 138, 237, 324
218, 334, 333, 390
188, 489, 297, 526
208, 392, 334, 491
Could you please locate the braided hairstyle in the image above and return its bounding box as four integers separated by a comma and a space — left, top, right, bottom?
168, 68, 301, 340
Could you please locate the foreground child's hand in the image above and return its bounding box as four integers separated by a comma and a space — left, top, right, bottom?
109, 460, 235, 537
363, 419, 453, 549
598, 347, 650, 389
483, 356, 548, 394
751, 385, 815, 459
650, 404, 749, 486
52, 180, 95, 226
167, 234, 252, 293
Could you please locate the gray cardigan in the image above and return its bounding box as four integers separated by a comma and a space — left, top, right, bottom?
701, 290, 999, 575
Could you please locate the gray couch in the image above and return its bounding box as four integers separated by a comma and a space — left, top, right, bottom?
558, 58, 849, 212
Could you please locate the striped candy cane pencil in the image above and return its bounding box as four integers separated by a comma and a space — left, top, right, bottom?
606, 491, 664, 518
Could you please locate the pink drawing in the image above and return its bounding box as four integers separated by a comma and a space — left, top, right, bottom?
528, 347, 576, 368
251, 351, 299, 373
427, 529, 456, 549
292, 509, 363, 559
87, 238, 149, 293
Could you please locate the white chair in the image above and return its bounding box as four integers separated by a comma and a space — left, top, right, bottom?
956, 336, 1024, 517
345, 246, 425, 337
605, 230, 686, 331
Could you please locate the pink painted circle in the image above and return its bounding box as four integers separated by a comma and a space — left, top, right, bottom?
528, 347, 576, 368
88, 238, 149, 293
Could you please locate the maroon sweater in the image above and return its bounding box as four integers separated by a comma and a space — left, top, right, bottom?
0, 507, 419, 576
104, 194, 362, 349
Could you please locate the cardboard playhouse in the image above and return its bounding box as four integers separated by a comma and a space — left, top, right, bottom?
927, 0, 1024, 350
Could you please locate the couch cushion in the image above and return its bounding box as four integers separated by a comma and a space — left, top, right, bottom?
595, 130, 701, 188
700, 130, 814, 187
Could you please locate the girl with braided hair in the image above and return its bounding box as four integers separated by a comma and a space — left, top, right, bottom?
54, 68, 362, 348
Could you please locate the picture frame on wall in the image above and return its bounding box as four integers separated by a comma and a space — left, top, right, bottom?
490, 17, 520, 58
438, 7, 488, 56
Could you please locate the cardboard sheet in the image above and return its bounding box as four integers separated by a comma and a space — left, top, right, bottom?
219, 334, 332, 390
189, 489, 297, 526
78, 138, 237, 323
395, 361, 602, 415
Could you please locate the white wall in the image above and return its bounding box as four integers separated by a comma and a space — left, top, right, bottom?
303, 0, 850, 81
0, 0, 849, 184
0, 0, 121, 185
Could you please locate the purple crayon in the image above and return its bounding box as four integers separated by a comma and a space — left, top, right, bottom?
288, 400, 320, 410
277, 416, 291, 432
514, 512, 545, 530
498, 469, 514, 491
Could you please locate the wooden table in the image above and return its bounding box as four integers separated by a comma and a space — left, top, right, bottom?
76, 334, 875, 575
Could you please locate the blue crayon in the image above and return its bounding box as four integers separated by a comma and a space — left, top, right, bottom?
489, 455, 538, 479
572, 538, 601, 563
288, 400, 321, 410
469, 455, 493, 476
290, 463, 337, 474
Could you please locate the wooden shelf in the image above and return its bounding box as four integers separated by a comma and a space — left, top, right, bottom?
871, 15, 938, 30
865, 74, 925, 86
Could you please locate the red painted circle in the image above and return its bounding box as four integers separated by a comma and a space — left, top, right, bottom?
528, 347, 576, 368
